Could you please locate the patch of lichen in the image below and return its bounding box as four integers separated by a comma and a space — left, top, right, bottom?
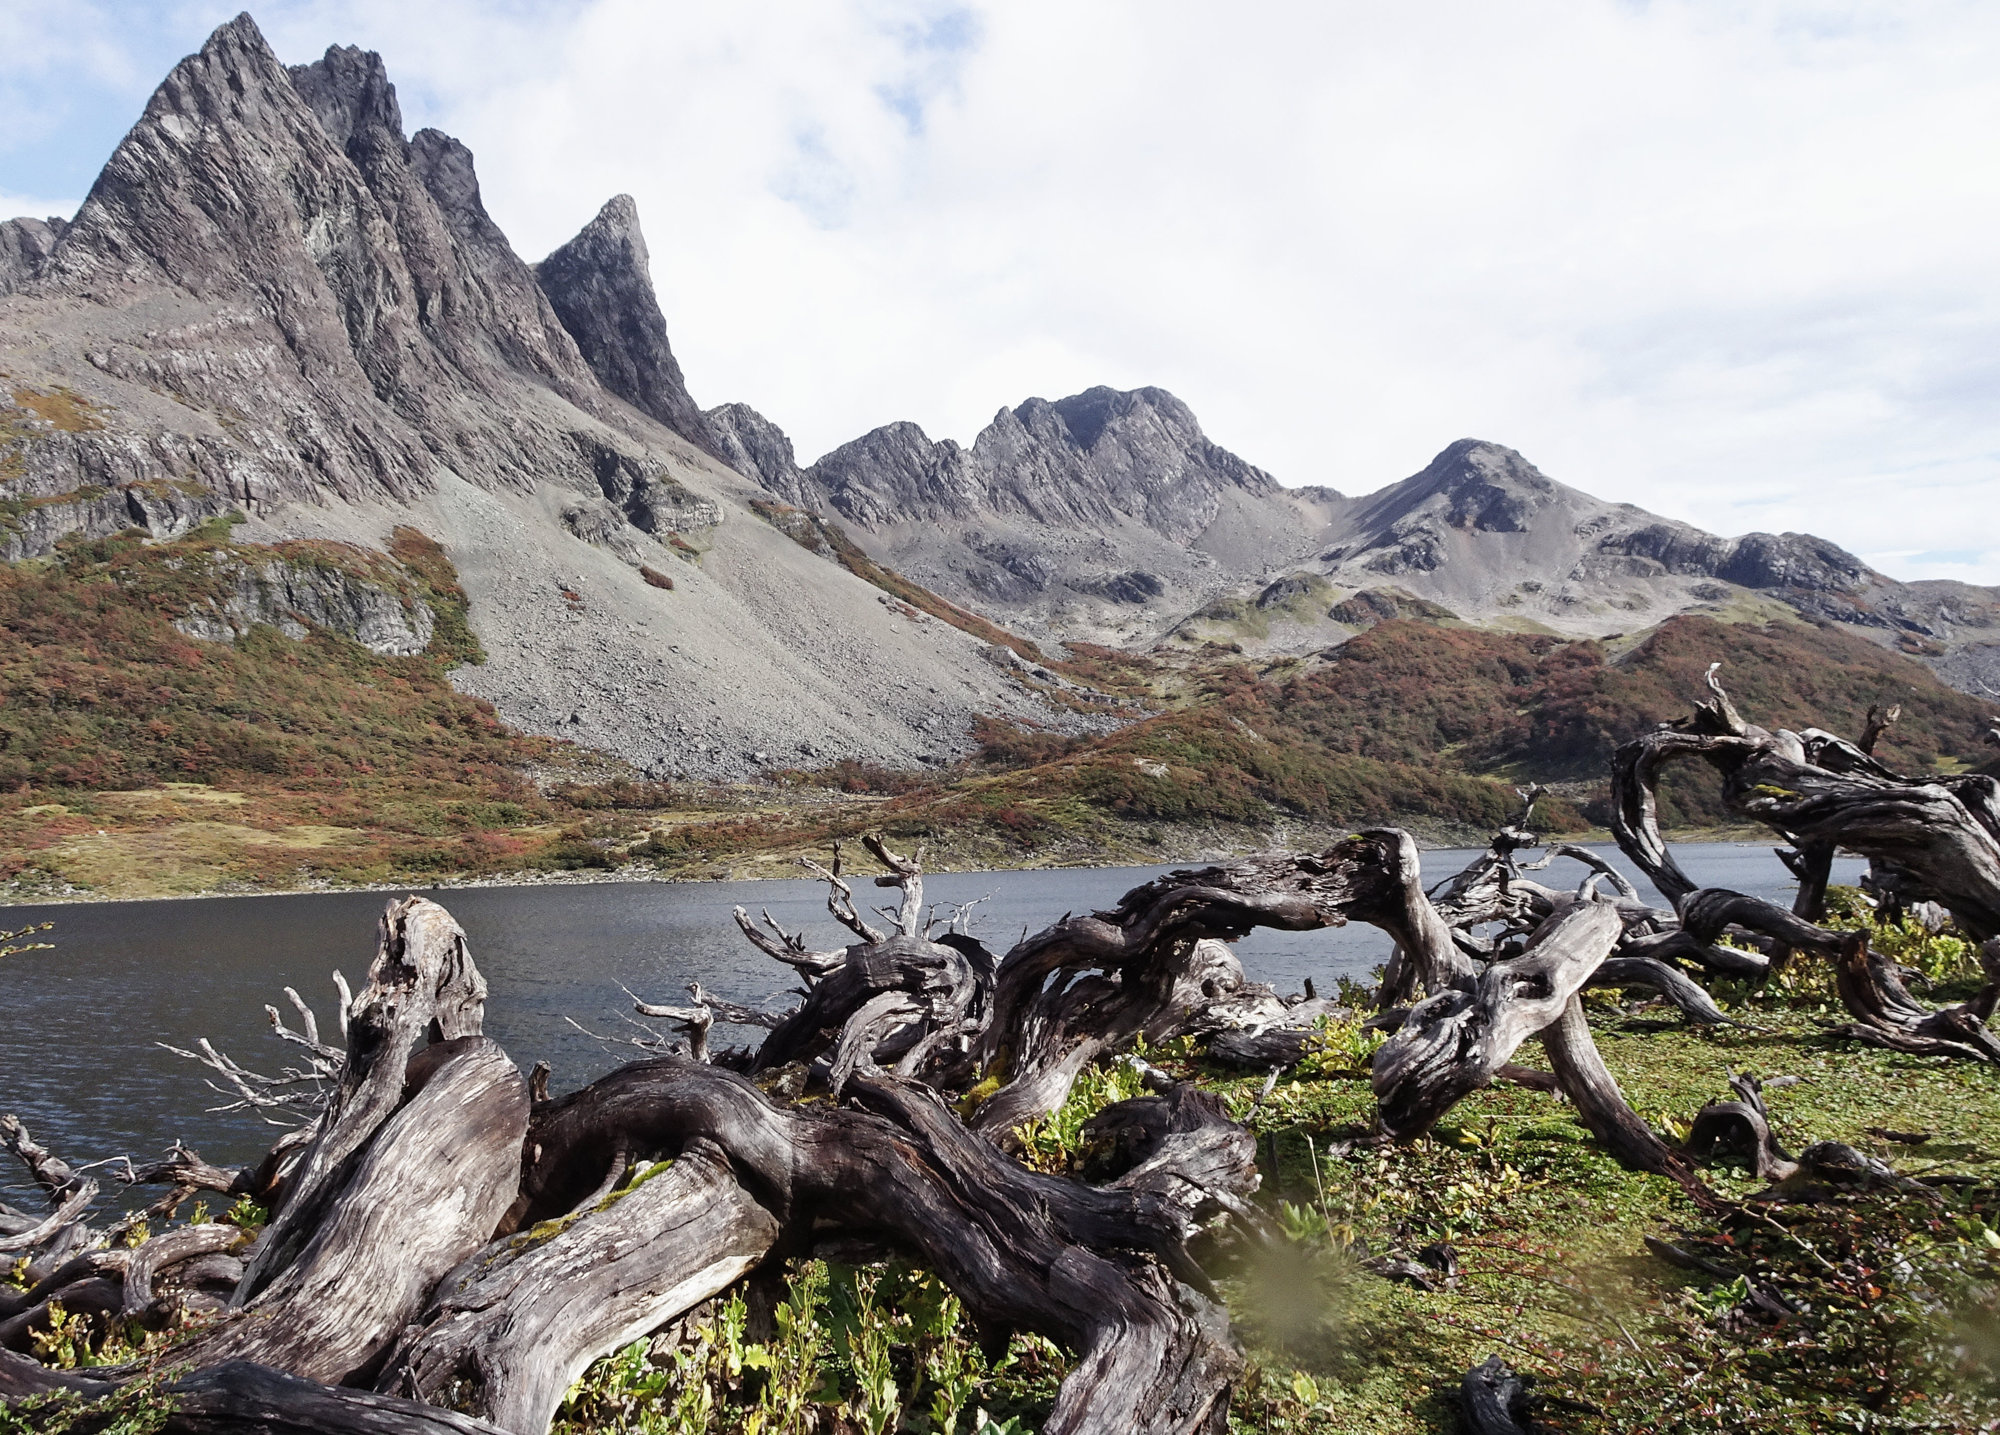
7, 385, 104, 433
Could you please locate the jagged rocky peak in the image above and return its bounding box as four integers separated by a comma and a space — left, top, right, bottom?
704, 402, 808, 503
970, 385, 1279, 542
809, 421, 976, 528
535, 195, 720, 455
730, 383, 1281, 543
39, 12, 380, 299
286, 42, 402, 153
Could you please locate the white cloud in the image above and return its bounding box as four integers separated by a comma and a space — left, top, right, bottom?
12, 1, 2000, 582
0, 193, 80, 223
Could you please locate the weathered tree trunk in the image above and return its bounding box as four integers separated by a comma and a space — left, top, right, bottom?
964, 833, 1469, 1132
1371, 901, 1712, 1200
236, 898, 490, 1303
380, 1138, 778, 1435
1831, 933, 2000, 1062
176, 1038, 528, 1385
167, 1360, 513, 1434
501, 1056, 1251, 1435
1606, 673, 2000, 1061
1372, 903, 1625, 1139
1608, 666, 2000, 941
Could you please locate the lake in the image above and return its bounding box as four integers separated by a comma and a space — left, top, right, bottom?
0, 841, 1859, 1211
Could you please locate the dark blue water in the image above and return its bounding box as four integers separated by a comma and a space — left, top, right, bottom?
0, 843, 1857, 1210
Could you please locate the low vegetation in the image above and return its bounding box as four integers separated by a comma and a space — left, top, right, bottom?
0, 508, 1989, 901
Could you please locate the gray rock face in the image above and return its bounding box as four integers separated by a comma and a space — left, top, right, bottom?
1320, 438, 1877, 604
0, 218, 66, 295
534, 196, 720, 455
1070, 570, 1166, 605
704, 403, 805, 502
809, 421, 979, 527
6, 14, 643, 544
787, 385, 1279, 541
578, 438, 722, 536
1601, 523, 1868, 594
172, 553, 435, 655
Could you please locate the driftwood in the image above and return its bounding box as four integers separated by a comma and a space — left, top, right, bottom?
1372, 903, 1624, 1139
960, 833, 1471, 1132
236, 898, 488, 1303
1683, 1072, 1797, 1181
175, 1038, 528, 1385
1610, 670, 2000, 1061
380, 1138, 779, 1434
500, 1056, 1250, 1435
1611, 664, 2000, 940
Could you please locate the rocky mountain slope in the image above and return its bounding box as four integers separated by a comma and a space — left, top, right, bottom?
0, 14, 1075, 781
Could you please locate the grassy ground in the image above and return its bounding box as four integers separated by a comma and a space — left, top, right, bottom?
0, 515, 1990, 905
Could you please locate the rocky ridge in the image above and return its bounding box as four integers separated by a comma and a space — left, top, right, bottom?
717, 401, 2000, 680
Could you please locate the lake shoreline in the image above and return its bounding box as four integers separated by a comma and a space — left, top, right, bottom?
0, 824, 1779, 911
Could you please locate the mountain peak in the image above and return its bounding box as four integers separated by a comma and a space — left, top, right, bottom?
1044, 385, 1195, 451
534, 196, 719, 455
287, 43, 403, 152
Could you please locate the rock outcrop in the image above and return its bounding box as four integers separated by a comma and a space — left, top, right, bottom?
173, 552, 436, 655
0, 218, 65, 294
535, 196, 720, 456
704, 402, 807, 503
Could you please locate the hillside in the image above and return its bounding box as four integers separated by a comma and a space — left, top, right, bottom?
3, 536, 1989, 900
691, 610, 1994, 874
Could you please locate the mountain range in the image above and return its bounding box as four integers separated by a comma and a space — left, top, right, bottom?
2, 12, 1994, 789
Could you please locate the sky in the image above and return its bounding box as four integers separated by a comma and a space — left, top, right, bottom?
3, 1, 1997, 584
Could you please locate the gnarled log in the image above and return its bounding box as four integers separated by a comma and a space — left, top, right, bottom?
1683, 1072, 1797, 1180
236, 898, 488, 1303
503, 1056, 1249, 1435
970, 833, 1466, 1132
1610, 668, 2000, 940
1372, 902, 1624, 1140
380, 1138, 778, 1435
179, 1037, 528, 1386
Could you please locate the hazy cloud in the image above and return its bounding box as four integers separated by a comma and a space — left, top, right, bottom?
4, 1, 1997, 582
